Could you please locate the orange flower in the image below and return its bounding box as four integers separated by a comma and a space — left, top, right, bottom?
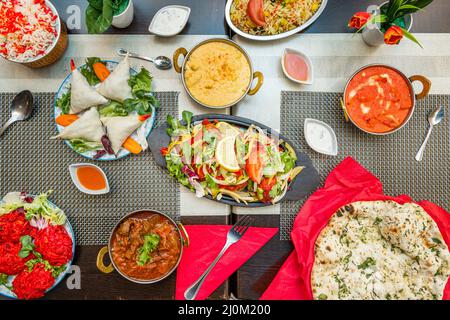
348, 12, 371, 29
384, 25, 403, 45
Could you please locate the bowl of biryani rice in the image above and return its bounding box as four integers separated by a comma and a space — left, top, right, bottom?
0, 0, 68, 68
226, 0, 328, 41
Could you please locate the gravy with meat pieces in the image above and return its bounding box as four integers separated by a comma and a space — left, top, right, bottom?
111, 213, 181, 281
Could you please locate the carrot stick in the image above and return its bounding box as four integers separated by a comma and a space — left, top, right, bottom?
56, 114, 79, 126
139, 114, 151, 122
93, 62, 110, 81
122, 137, 143, 154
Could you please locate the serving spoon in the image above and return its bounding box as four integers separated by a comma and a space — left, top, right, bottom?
0, 90, 34, 137
117, 48, 172, 70
415, 105, 445, 162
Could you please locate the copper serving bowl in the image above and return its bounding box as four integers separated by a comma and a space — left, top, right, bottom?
3, 0, 68, 68
173, 38, 264, 109
96, 209, 189, 284
342, 64, 431, 135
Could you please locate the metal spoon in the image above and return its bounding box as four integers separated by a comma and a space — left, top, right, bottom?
415, 105, 445, 162
117, 48, 172, 70
0, 90, 34, 137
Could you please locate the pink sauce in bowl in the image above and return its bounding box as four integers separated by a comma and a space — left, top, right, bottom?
282, 49, 313, 84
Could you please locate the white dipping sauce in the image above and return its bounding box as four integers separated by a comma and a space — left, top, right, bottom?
306, 122, 333, 153
151, 7, 188, 35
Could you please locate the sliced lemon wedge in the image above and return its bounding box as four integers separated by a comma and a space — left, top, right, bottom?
216, 135, 240, 172
216, 122, 240, 137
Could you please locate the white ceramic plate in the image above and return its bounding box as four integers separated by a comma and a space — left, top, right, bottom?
54, 60, 156, 161
225, 0, 328, 41
0, 195, 75, 300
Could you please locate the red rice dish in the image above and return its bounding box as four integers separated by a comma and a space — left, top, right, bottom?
0, 0, 58, 61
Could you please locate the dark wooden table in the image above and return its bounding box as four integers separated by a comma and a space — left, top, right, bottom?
9, 0, 448, 300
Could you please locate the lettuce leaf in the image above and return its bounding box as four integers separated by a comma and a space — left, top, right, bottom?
69, 139, 103, 153
99, 101, 129, 117
124, 67, 160, 115
23, 192, 66, 225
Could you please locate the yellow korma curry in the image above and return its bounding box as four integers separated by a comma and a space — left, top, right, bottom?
184, 41, 251, 107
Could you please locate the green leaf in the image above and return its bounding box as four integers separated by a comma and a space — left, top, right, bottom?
432, 237, 442, 244
0, 273, 9, 286
386, 0, 404, 18
125, 67, 159, 116
137, 234, 160, 266
18, 235, 34, 259
99, 101, 129, 117
128, 67, 153, 97
85, 0, 114, 34
69, 139, 103, 153
56, 89, 71, 114
182, 111, 193, 129
409, 0, 434, 9
400, 26, 423, 48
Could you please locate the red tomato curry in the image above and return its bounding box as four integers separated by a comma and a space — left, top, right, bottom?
111, 212, 181, 281
345, 66, 413, 133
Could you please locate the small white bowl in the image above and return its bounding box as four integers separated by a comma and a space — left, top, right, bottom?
69, 163, 110, 195
281, 48, 313, 85
148, 5, 191, 37
304, 118, 338, 156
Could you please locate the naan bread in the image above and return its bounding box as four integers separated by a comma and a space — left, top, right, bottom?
96, 56, 132, 102
70, 68, 108, 114
311, 201, 450, 300
101, 115, 142, 154
51, 107, 105, 143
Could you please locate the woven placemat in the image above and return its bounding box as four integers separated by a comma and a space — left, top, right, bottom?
0, 92, 179, 245
280, 91, 450, 240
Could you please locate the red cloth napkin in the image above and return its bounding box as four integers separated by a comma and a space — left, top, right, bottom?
176, 225, 278, 300
261, 157, 450, 300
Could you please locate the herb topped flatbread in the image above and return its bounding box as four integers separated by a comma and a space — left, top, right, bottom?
311, 201, 450, 300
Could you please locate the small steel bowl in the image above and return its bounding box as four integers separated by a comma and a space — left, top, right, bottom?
342, 64, 431, 135
96, 209, 189, 284
173, 38, 264, 109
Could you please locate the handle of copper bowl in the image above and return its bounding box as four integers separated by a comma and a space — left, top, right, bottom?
178, 222, 190, 247
173, 47, 188, 74
248, 71, 264, 96
409, 75, 431, 100
96, 246, 114, 274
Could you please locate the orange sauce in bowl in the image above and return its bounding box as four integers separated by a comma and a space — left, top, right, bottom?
76, 166, 106, 191
345, 66, 413, 133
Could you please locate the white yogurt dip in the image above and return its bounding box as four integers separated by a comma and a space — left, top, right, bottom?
149, 6, 190, 36
304, 118, 338, 156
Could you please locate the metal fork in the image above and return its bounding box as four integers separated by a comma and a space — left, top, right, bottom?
184, 216, 253, 300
